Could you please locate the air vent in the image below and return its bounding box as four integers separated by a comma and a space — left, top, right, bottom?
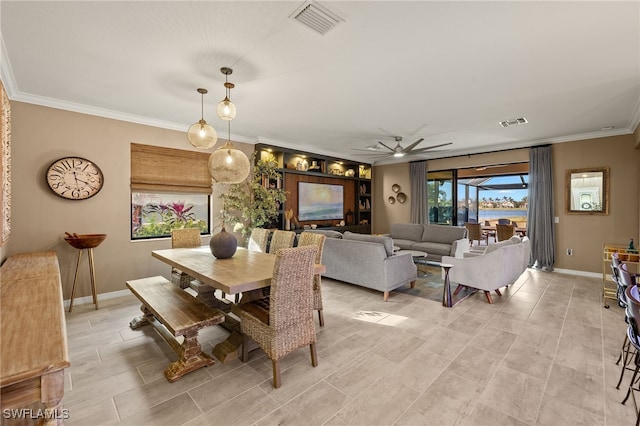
290, 1, 344, 35
499, 117, 528, 128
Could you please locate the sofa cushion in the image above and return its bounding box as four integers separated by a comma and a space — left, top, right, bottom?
307, 229, 343, 239
411, 241, 452, 258
484, 235, 520, 254
392, 239, 414, 250
390, 223, 424, 241
421, 225, 467, 244
343, 231, 394, 257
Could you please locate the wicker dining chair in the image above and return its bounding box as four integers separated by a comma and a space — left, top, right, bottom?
297, 232, 327, 326
248, 228, 270, 253
496, 223, 515, 242
464, 223, 486, 247
234, 245, 319, 388
268, 230, 296, 254
170, 228, 201, 289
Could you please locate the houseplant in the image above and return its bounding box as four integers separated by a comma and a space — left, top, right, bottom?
220, 153, 287, 241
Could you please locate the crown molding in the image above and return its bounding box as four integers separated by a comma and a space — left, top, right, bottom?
0, 34, 18, 97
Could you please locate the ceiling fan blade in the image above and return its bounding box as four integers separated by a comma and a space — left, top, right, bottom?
377, 142, 396, 153
403, 138, 425, 153
351, 147, 384, 152
406, 142, 453, 154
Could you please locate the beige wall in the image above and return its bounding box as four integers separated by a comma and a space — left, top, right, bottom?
5, 101, 253, 299
371, 163, 412, 233
373, 135, 640, 274
553, 135, 639, 272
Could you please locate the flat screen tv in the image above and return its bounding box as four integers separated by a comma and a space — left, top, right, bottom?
298, 182, 344, 222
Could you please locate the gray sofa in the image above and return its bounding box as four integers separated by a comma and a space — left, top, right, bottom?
306, 230, 417, 301
388, 223, 469, 262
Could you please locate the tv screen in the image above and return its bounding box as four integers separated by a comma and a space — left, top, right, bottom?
298, 182, 344, 221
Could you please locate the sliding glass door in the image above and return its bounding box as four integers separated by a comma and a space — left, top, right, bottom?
427, 171, 454, 225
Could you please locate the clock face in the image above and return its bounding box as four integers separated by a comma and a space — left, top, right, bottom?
46, 157, 104, 200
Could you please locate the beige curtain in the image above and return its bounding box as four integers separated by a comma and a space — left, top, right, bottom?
410, 161, 427, 224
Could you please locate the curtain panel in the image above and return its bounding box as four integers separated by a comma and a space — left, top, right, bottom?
410, 161, 427, 224
528, 145, 555, 270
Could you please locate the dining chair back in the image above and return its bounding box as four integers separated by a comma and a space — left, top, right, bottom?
248, 228, 270, 252
622, 284, 640, 423
297, 232, 327, 326
235, 245, 319, 388
268, 230, 296, 253
170, 228, 201, 289
467, 218, 478, 224
497, 218, 511, 225
464, 223, 485, 247
495, 223, 515, 242
615, 267, 637, 389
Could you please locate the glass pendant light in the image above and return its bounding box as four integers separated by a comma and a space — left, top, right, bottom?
187, 88, 217, 149
208, 69, 250, 183
216, 67, 237, 121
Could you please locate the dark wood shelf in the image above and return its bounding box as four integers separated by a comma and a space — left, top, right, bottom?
256, 143, 373, 233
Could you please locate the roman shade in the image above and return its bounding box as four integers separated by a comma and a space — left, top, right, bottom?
130, 143, 212, 194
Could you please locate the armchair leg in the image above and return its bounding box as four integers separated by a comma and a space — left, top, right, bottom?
410, 281, 416, 289
484, 291, 493, 304
317, 309, 324, 327
383, 291, 390, 302
495, 289, 502, 297
310, 342, 318, 367
272, 359, 281, 389
453, 284, 464, 296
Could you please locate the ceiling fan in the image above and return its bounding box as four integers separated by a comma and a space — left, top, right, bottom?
352, 136, 452, 158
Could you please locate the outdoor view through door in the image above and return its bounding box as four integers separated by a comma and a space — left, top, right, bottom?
427, 163, 529, 227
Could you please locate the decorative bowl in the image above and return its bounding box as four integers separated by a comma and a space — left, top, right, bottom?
64, 233, 107, 249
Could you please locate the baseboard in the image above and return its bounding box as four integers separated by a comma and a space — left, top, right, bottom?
553, 268, 603, 279
63, 289, 131, 308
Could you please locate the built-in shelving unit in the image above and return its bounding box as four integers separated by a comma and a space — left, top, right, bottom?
255, 144, 373, 233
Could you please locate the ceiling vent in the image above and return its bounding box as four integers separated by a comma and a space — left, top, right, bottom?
290, 1, 344, 35
499, 117, 528, 128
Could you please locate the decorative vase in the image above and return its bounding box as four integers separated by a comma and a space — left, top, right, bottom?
285, 219, 291, 231
209, 226, 237, 259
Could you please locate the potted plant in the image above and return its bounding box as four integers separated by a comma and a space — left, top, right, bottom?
220, 153, 287, 242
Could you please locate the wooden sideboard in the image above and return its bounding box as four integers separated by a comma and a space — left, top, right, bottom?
1, 251, 70, 424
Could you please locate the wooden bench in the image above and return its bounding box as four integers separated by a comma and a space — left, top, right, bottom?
126, 276, 225, 382
1, 252, 70, 425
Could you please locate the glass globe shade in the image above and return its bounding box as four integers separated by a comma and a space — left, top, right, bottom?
187, 120, 217, 149
216, 98, 237, 121
208, 142, 250, 183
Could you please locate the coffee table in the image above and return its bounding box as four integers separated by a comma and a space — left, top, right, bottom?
395, 249, 430, 277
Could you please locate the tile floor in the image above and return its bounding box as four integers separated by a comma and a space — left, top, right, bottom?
57, 269, 638, 425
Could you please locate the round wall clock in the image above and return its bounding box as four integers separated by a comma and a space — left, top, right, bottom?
45, 156, 104, 200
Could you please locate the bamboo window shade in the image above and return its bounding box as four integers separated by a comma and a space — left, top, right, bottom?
131, 143, 212, 194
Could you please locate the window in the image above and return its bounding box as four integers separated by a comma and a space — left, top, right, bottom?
429, 163, 529, 226
130, 143, 212, 240
131, 192, 210, 239
427, 171, 454, 225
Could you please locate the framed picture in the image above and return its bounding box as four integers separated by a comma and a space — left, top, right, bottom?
1, 80, 10, 246
565, 167, 609, 215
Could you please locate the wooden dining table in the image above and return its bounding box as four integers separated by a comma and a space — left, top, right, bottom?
151, 246, 326, 362
481, 225, 527, 238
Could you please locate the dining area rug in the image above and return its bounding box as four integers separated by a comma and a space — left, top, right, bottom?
395, 264, 478, 304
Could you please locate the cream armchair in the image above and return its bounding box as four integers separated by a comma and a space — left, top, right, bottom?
442, 237, 530, 304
